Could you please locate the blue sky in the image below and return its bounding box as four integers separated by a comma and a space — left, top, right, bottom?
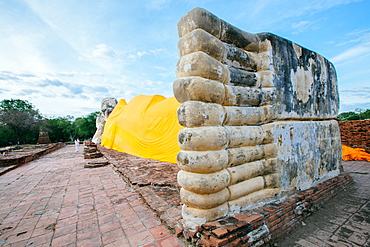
0, 0, 369, 117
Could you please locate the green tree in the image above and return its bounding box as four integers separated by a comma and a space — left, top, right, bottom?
337, 111, 359, 121
337, 109, 370, 121
0, 124, 14, 147
359, 109, 370, 120
74, 111, 99, 140
46, 116, 75, 142
0, 99, 44, 145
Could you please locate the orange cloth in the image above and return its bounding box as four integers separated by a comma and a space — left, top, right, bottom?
342, 145, 370, 162
101, 95, 183, 163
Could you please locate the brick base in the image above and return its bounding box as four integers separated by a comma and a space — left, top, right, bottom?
185, 173, 353, 246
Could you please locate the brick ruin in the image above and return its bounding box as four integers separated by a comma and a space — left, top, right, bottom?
173, 8, 342, 231
339, 119, 370, 153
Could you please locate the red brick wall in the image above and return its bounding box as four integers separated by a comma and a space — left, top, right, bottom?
338, 120, 370, 153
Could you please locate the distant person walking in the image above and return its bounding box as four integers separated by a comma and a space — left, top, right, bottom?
75, 138, 80, 152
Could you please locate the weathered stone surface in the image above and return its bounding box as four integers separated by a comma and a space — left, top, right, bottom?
178, 29, 226, 61
225, 44, 258, 71
227, 144, 276, 166
177, 101, 225, 127
271, 120, 341, 190
177, 150, 228, 173
263, 173, 281, 188
228, 66, 257, 86
178, 127, 228, 151
228, 176, 265, 201
224, 126, 265, 148
176, 52, 229, 84
178, 8, 259, 52
180, 188, 229, 209
224, 85, 273, 106
224, 105, 275, 126
257, 34, 339, 119
173, 77, 225, 104
174, 7, 341, 228
228, 159, 277, 185
228, 188, 281, 209
173, 77, 274, 106
178, 169, 230, 194
182, 203, 229, 225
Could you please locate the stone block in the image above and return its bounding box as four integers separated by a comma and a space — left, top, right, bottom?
180, 188, 230, 209
178, 169, 230, 194
227, 159, 277, 185
177, 150, 228, 173
173, 77, 225, 104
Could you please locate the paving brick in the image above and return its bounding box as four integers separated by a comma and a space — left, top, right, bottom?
127, 230, 154, 246
76, 235, 102, 247
244, 214, 263, 224
6, 229, 33, 244
104, 237, 131, 247
202, 238, 213, 247
222, 224, 237, 233
155, 235, 183, 247
101, 228, 125, 245
212, 227, 228, 238
53, 223, 77, 238
235, 220, 249, 228
149, 225, 171, 239
26, 232, 53, 246
51, 233, 76, 246
210, 235, 229, 246
123, 221, 147, 237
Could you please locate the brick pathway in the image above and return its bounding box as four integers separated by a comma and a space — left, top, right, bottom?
98, 146, 182, 233
0, 145, 183, 247
275, 161, 370, 247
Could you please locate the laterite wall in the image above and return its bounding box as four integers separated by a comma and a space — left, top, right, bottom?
338, 120, 370, 153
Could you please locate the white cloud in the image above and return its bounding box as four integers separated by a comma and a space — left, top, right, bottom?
78, 44, 124, 72
91, 44, 116, 59
0, 33, 52, 74
291, 20, 316, 34
153, 66, 168, 70
137, 51, 149, 57
331, 42, 370, 64
339, 87, 370, 110
130, 49, 165, 59
123, 91, 137, 101
144, 80, 164, 86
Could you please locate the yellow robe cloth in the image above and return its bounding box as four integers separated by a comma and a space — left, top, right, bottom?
101, 95, 183, 163
342, 145, 370, 162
